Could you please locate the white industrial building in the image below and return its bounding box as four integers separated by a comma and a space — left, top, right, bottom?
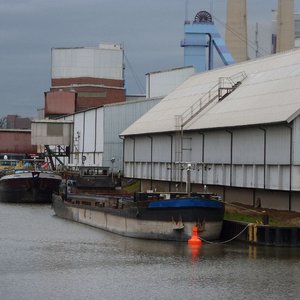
42, 66, 194, 171
146, 66, 195, 98
54, 98, 160, 172
51, 43, 124, 81
121, 49, 300, 212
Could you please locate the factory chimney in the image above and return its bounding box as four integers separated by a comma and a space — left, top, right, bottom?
225, 0, 248, 62
276, 0, 294, 53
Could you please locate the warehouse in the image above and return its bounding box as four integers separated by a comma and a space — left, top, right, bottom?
52, 97, 161, 172
122, 49, 300, 212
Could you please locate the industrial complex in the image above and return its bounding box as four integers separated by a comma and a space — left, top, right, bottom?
2, 1, 300, 213
122, 48, 300, 213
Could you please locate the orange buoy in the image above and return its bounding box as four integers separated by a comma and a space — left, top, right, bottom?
188, 226, 202, 246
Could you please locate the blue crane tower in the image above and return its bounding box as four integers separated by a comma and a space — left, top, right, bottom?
181, 11, 235, 72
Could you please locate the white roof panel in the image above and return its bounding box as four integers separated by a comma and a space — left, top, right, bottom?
122, 49, 300, 136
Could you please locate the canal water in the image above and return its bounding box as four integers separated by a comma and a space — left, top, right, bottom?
0, 203, 299, 300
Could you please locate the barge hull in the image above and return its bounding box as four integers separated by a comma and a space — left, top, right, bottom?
0, 188, 54, 203
0, 172, 62, 203
52, 194, 224, 241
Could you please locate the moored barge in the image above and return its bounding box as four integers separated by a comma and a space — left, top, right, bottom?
0, 158, 62, 203
52, 191, 225, 241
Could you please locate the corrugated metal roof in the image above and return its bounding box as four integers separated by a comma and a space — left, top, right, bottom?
122, 48, 300, 136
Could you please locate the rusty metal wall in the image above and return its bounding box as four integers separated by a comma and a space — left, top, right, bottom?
45, 91, 76, 116
0, 130, 37, 154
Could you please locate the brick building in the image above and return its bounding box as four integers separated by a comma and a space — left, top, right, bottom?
44, 44, 126, 118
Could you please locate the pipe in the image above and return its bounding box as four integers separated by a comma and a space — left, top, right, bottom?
289, 126, 293, 211
283, 124, 293, 211
82, 112, 86, 165
226, 129, 233, 186
119, 135, 125, 177
186, 163, 192, 197
199, 132, 205, 184
148, 136, 153, 190
207, 33, 213, 70
94, 110, 97, 165
259, 127, 267, 189
133, 137, 136, 178
168, 134, 173, 192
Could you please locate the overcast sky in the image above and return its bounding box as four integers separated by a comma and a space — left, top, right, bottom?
1, 0, 299, 117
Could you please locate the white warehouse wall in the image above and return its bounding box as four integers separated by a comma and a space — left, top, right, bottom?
56, 98, 160, 171
58, 108, 104, 167
146, 66, 195, 98
124, 122, 299, 192
102, 98, 161, 172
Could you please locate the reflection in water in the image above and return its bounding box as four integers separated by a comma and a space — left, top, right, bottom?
188, 243, 202, 261
0, 203, 299, 300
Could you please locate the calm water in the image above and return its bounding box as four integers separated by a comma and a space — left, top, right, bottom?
0, 203, 299, 300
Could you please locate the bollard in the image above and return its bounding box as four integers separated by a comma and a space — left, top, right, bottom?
262, 212, 269, 225
188, 226, 202, 246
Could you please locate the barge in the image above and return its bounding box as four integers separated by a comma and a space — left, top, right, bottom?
52, 191, 225, 241
0, 158, 62, 203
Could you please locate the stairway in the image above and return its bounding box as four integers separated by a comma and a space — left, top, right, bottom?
173, 71, 247, 181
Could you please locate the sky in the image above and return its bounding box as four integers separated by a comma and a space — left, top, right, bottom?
1, 0, 299, 117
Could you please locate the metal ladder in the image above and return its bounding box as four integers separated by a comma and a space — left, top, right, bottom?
174, 71, 247, 182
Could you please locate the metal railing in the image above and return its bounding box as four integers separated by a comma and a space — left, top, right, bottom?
179, 71, 247, 129
173, 71, 247, 182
